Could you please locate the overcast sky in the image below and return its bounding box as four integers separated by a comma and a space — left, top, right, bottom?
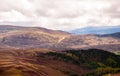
0, 0, 120, 30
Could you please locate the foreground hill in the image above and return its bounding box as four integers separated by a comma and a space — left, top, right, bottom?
0, 49, 120, 76
0, 25, 119, 52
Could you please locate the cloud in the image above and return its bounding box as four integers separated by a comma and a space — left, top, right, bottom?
0, 0, 120, 30
105, 0, 120, 18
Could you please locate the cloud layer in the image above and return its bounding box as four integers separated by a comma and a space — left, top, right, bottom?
0, 0, 120, 30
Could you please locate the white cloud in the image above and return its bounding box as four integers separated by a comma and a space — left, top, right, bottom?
0, 10, 30, 22
0, 0, 120, 30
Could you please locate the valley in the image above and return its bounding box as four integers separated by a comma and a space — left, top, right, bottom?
0, 0, 120, 76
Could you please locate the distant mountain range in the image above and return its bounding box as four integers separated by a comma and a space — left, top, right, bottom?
0, 25, 120, 52
70, 26, 120, 35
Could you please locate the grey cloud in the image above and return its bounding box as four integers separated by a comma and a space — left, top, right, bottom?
0, 21, 39, 26
103, 0, 120, 18
32, 0, 85, 18
107, 7, 120, 18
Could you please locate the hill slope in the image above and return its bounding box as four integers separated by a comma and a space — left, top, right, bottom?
0, 49, 120, 76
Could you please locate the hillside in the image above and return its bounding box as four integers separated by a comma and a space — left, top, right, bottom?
0, 25, 119, 52
58, 35, 120, 52
0, 49, 120, 76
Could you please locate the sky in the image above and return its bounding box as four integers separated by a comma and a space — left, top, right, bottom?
0, 0, 120, 30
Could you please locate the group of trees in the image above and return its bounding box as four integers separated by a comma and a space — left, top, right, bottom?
37, 49, 120, 76
45, 49, 120, 69
82, 68, 120, 76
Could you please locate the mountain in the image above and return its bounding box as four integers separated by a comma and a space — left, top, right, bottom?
70, 26, 120, 35
0, 25, 119, 52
